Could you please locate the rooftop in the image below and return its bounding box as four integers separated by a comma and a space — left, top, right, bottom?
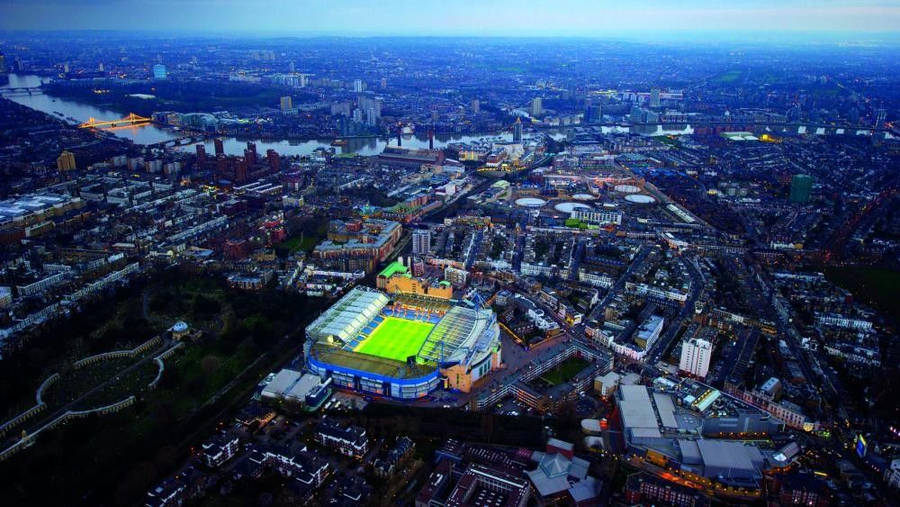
378, 260, 409, 279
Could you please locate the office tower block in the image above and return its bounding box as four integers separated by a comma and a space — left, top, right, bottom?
513, 117, 523, 143
412, 229, 431, 256
531, 97, 543, 117
679, 338, 712, 378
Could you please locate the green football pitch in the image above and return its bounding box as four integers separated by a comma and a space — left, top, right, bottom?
354, 316, 434, 362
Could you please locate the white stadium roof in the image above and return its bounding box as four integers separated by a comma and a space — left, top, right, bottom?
419, 305, 496, 367
306, 287, 388, 344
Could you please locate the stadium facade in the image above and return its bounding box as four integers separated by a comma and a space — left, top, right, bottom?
304, 287, 501, 400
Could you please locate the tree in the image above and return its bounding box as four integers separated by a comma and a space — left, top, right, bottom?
114, 460, 158, 505
480, 414, 495, 442
201, 355, 222, 375
191, 294, 221, 316
243, 314, 275, 347
154, 445, 178, 473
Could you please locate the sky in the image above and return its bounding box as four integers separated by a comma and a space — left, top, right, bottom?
1, 0, 899, 36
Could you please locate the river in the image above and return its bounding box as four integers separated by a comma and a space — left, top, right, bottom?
0, 73, 528, 157
3, 74, 691, 157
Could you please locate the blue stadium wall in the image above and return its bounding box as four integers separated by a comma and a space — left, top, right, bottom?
307, 354, 441, 399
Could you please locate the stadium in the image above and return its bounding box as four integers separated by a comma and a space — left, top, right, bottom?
304, 287, 501, 400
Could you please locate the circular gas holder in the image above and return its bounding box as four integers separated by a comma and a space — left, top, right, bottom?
554, 202, 592, 214
625, 194, 656, 204
515, 197, 547, 208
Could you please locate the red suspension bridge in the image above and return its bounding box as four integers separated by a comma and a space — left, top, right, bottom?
78, 113, 152, 129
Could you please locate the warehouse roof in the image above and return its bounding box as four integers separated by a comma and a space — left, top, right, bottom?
697, 440, 764, 475
619, 385, 658, 431
261, 369, 303, 399
653, 392, 678, 429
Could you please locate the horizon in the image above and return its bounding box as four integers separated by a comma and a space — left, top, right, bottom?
2, 0, 900, 40
1, 29, 899, 49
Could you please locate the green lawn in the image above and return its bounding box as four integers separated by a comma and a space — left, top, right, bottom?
354, 317, 434, 362
279, 235, 318, 253
714, 70, 743, 83
535, 357, 591, 386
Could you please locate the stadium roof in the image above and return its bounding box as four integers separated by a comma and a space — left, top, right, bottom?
311, 343, 437, 380
418, 305, 495, 365
306, 287, 388, 344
